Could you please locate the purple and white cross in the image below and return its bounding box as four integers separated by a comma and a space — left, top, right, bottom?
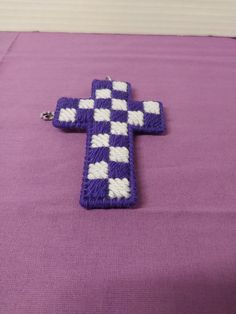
53, 79, 165, 209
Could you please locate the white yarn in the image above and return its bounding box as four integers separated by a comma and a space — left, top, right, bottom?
112, 99, 127, 111
109, 178, 130, 199
87, 161, 108, 180
94, 109, 111, 122
79, 99, 94, 109
110, 146, 129, 163
111, 121, 128, 136
91, 134, 109, 148
59, 108, 76, 122
128, 110, 144, 126
112, 81, 128, 92
96, 89, 111, 99
143, 101, 160, 114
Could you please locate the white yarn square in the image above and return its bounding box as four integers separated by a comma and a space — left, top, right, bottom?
87, 161, 108, 180
112, 81, 128, 92
59, 108, 77, 122
110, 146, 129, 163
96, 88, 111, 99
79, 99, 94, 109
111, 99, 127, 111
111, 122, 128, 136
109, 178, 130, 199
94, 109, 110, 122
91, 134, 109, 148
128, 111, 144, 126
143, 101, 160, 114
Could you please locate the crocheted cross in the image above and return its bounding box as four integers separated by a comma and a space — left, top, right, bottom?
53, 79, 165, 209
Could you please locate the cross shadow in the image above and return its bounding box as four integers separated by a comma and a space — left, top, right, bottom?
55, 270, 236, 313
59, 128, 86, 133
100, 273, 236, 314
133, 106, 170, 209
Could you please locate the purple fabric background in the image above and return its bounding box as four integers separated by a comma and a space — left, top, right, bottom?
0, 32, 236, 314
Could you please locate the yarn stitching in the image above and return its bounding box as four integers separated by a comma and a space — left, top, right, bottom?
53, 79, 165, 209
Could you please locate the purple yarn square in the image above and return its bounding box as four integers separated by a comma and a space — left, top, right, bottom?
95, 99, 111, 109
130, 101, 144, 111
110, 135, 129, 147
112, 90, 129, 100
77, 108, 94, 126
87, 147, 109, 163
93, 122, 110, 134
109, 162, 130, 179
111, 110, 128, 122
85, 179, 108, 198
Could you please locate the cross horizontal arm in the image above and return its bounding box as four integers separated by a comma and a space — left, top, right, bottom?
128, 100, 165, 133
53, 97, 95, 130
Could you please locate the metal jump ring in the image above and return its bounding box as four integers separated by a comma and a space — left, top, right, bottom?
40, 111, 54, 121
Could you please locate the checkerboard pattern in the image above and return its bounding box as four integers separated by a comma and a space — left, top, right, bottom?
53, 79, 165, 209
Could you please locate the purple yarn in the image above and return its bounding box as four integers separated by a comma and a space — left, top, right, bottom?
53, 79, 165, 209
